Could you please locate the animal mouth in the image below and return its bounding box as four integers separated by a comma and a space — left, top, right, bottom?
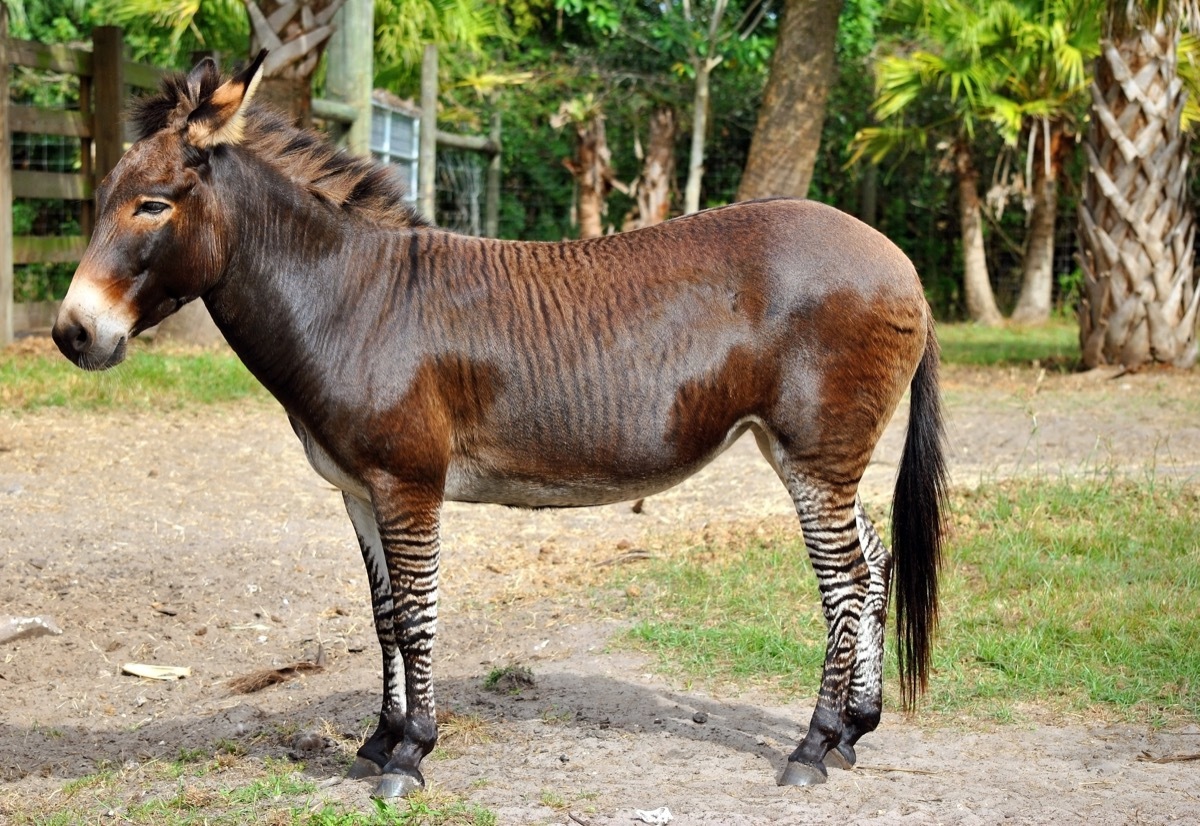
73, 335, 128, 371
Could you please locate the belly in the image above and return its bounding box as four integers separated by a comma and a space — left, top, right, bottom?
443, 418, 759, 508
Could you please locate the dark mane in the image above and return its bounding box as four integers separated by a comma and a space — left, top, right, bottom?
131, 69, 428, 230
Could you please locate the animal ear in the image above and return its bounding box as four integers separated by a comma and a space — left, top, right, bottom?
186, 50, 268, 149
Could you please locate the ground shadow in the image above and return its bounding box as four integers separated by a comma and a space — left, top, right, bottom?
0, 669, 815, 785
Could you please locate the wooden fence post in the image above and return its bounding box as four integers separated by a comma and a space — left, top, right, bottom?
1, 5, 14, 346
92, 26, 125, 184
326, 0, 373, 156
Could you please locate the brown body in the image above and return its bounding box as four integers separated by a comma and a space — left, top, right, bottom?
53, 55, 947, 798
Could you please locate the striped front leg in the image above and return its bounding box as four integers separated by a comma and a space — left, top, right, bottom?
779, 479, 870, 786
344, 483, 444, 800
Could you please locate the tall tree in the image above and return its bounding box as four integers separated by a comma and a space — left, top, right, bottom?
1077, 1, 1199, 367
737, 0, 844, 199
849, 0, 1012, 325
663, 0, 770, 212
623, 105, 678, 229
552, 94, 619, 237
999, 0, 1101, 324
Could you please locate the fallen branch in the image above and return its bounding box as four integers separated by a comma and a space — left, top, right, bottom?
228, 645, 327, 694
594, 550, 653, 567
1137, 751, 1200, 764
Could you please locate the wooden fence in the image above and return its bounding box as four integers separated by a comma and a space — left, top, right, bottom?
0, 9, 163, 344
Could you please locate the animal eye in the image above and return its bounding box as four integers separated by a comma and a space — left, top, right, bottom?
135, 200, 171, 217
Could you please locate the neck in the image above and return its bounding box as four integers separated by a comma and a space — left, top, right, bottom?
202, 149, 388, 412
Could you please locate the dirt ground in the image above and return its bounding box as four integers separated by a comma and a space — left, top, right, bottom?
2, 359, 1200, 825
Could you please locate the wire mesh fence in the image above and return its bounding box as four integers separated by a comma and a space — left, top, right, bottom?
10, 66, 86, 302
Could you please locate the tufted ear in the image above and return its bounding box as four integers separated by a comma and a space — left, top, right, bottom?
186, 50, 268, 149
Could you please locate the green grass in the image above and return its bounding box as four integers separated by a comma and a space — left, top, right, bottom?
0, 343, 265, 410
621, 476, 1200, 725
2, 755, 497, 826
936, 319, 1079, 367
306, 794, 497, 826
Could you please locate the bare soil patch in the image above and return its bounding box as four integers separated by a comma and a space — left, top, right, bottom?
2, 363, 1200, 824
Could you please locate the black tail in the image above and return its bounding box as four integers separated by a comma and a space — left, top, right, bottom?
891, 317, 948, 711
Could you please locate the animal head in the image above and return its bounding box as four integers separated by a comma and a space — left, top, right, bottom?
52, 51, 267, 369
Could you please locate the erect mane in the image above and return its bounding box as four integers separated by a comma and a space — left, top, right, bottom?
130, 69, 428, 230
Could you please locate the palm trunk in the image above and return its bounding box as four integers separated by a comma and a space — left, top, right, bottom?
1011, 125, 1065, 325
955, 143, 1003, 326
1077, 19, 1199, 368
247, 0, 345, 129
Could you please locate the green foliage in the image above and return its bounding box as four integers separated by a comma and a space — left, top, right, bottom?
842, 0, 1105, 318
307, 795, 497, 825
95, 0, 250, 67
486, 0, 776, 239
373, 0, 513, 94
620, 476, 1200, 723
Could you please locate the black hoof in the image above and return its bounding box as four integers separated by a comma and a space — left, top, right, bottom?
778, 760, 827, 786
373, 769, 425, 800
824, 743, 856, 770
347, 755, 384, 780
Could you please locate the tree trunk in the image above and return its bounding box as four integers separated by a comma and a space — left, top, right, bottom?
1077, 19, 1198, 368
624, 105, 677, 231
956, 143, 1003, 326
736, 0, 844, 200
257, 75, 313, 128
562, 111, 615, 239
246, 0, 347, 128
1011, 124, 1068, 325
684, 59, 714, 214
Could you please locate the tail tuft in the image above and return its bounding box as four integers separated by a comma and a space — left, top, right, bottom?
891, 317, 948, 711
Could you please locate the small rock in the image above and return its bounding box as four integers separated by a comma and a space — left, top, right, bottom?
559, 754, 570, 763
692, 711, 708, 724
293, 731, 325, 753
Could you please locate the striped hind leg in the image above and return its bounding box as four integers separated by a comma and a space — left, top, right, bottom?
777, 477, 871, 786
825, 497, 892, 769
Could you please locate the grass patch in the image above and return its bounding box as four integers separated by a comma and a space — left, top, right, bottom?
621, 476, 1200, 724
0, 343, 265, 410
308, 792, 498, 826
937, 319, 1078, 368
3, 754, 498, 826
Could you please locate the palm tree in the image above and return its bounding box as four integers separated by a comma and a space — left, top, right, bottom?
1077, 1, 1200, 368
105, 0, 503, 126
850, 0, 1014, 325
852, 0, 1103, 326
998, 0, 1101, 324
247, 0, 348, 127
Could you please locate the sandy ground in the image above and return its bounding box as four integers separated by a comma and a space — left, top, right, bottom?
2, 361, 1200, 824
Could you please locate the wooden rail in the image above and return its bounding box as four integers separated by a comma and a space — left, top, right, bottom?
0, 10, 164, 344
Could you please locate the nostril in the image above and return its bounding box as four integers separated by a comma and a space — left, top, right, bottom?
67, 323, 91, 354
